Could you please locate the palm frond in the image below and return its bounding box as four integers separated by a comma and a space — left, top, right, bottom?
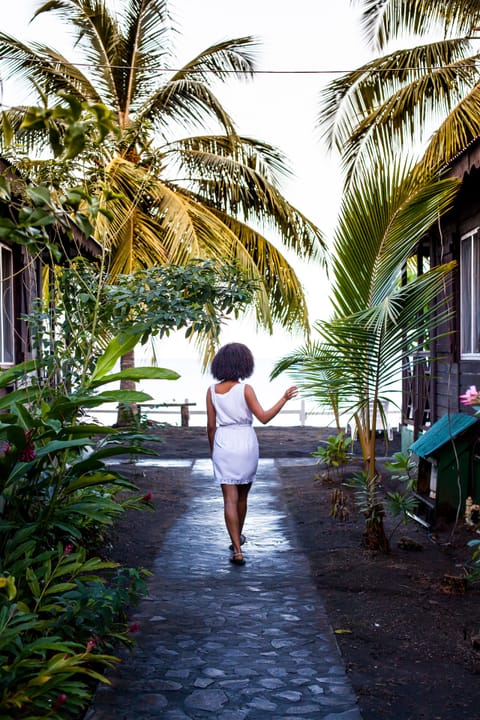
319, 37, 475, 173
421, 83, 480, 171
137, 79, 238, 136
165, 135, 326, 262
330, 156, 460, 316
359, 0, 480, 50
170, 37, 258, 84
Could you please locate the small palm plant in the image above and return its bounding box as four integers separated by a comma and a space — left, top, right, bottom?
273, 156, 459, 551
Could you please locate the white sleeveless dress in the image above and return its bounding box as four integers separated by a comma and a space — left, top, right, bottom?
209, 383, 259, 485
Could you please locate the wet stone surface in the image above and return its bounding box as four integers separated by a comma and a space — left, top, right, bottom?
85, 459, 362, 720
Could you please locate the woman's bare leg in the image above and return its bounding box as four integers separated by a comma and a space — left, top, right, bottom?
221, 484, 244, 557
237, 483, 252, 535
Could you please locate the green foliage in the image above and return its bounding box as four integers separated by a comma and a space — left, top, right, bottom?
0, 335, 166, 718
346, 471, 377, 521
51, 258, 256, 384
386, 492, 419, 526
312, 431, 352, 481
383, 451, 419, 537
0, 550, 143, 717
384, 451, 418, 491
0, 542, 148, 718
466, 538, 480, 585
20, 95, 120, 160
347, 465, 419, 543
273, 158, 459, 552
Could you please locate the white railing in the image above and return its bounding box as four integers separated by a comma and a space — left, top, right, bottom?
92, 399, 319, 427
90, 399, 402, 431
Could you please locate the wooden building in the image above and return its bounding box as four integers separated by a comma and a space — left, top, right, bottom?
402, 139, 480, 445
0, 157, 100, 369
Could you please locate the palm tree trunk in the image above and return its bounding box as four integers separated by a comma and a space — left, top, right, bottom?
116, 347, 138, 426
362, 503, 390, 553
359, 400, 390, 553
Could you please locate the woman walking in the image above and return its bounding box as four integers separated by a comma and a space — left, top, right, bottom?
206, 343, 297, 565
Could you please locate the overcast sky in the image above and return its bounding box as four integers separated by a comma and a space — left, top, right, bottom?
1, 1, 371, 377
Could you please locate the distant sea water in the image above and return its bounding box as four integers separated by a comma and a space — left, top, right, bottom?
92, 355, 403, 430
93, 356, 341, 428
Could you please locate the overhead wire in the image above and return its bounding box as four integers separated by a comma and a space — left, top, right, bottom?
0, 56, 479, 75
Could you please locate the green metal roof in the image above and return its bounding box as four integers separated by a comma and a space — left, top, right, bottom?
410, 413, 479, 458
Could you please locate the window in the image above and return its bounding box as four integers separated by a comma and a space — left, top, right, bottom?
0, 244, 14, 365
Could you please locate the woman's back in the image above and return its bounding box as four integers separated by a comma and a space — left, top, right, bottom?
211, 383, 253, 427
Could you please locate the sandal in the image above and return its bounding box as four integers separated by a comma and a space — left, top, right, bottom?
230, 552, 246, 566
229, 534, 246, 551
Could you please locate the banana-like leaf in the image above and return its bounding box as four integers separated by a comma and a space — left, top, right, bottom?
89, 366, 180, 388
0, 360, 38, 389
89, 332, 142, 385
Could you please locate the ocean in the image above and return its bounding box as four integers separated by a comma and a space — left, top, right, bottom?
93, 355, 335, 427
92, 352, 402, 431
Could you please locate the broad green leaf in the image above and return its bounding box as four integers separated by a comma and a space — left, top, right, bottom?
90, 366, 180, 388
25, 567, 41, 599
0, 360, 38, 389
34, 438, 92, 457
26, 185, 54, 207
89, 332, 142, 384
0, 389, 33, 412
64, 471, 131, 492
90, 390, 152, 404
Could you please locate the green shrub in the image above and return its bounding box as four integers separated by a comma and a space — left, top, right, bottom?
0, 335, 168, 718
312, 431, 352, 481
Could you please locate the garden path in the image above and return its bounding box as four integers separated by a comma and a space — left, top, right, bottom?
85, 457, 362, 720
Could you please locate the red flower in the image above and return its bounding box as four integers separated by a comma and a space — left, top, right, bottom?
5, 431, 36, 461
128, 622, 140, 633
53, 693, 67, 710
142, 492, 153, 502
63, 543, 75, 555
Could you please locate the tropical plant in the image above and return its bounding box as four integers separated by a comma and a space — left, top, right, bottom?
52, 258, 256, 388
0, 0, 326, 363
384, 451, 418, 492
0, 540, 148, 718
272, 157, 459, 551
320, 0, 480, 182
0, 331, 171, 718
311, 431, 352, 481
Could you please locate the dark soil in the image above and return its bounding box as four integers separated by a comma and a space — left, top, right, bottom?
106, 425, 480, 720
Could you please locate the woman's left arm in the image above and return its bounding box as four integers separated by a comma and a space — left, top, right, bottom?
244, 384, 297, 425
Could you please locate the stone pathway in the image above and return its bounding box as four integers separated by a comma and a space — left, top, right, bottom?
86, 459, 362, 720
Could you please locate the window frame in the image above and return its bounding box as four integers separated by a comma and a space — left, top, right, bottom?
0, 242, 14, 366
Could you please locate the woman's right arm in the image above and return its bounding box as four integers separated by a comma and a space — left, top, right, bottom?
206, 388, 216, 453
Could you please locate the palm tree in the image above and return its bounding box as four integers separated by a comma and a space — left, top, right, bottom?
0, 0, 326, 416
320, 0, 480, 182
272, 155, 459, 551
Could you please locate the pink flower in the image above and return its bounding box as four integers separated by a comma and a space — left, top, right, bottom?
142, 492, 153, 502
86, 637, 97, 652
63, 543, 75, 555
460, 385, 480, 405
128, 622, 140, 633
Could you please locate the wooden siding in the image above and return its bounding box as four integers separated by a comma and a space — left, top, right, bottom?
0, 157, 101, 367
419, 148, 480, 427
